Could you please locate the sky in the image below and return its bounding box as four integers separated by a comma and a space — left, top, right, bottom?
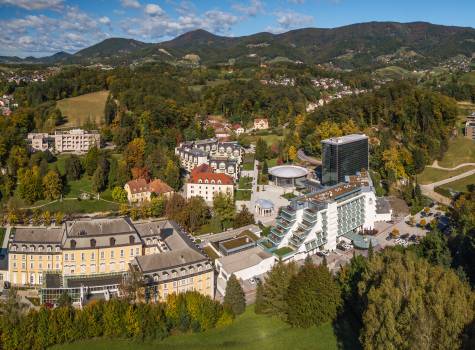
0, 0, 474, 57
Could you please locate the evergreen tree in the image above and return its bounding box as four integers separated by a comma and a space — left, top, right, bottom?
255, 138, 268, 162
65, 155, 82, 181
233, 205, 255, 228
254, 279, 265, 314
213, 192, 235, 230
258, 261, 298, 320
223, 274, 246, 316
84, 146, 99, 176
286, 262, 341, 328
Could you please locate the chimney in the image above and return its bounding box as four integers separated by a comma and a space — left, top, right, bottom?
180, 254, 185, 264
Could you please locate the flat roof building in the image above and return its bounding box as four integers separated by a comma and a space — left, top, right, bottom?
321, 134, 369, 186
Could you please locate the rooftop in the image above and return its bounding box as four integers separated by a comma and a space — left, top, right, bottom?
135, 247, 207, 273
13, 227, 63, 244
255, 198, 274, 209
65, 217, 136, 237
217, 247, 272, 274
269, 165, 308, 179
322, 133, 368, 145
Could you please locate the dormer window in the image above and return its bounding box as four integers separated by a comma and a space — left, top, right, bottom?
110, 237, 116, 246
90, 239, 96, 248
217, 180, 222, 184
211, 180, 215, 184
198, 179, 202, 184
70, 240, 76, 249
204, 179, 209, 184
129, 235, 135, 244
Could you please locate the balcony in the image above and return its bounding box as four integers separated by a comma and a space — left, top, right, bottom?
276, 217, 294, 229
302, 208, 318, 223
271, 226, 288, 238
267, 234, 282, 246
280, 206, 296, 221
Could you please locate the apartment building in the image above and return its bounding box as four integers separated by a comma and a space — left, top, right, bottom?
465, 121, 475, 140
54, 129, 100, 153
175, 138, 242, 180
185, 164, 234, 202
6, 218, 214, 305
27, 128, 100, 153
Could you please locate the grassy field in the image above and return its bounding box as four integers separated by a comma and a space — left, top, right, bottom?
417, 165, 475, 185
440, 174, 475, 193
40, 199, 119, 214
52, 307, 342, 350
57, 90, 109, 127
461, 71, 475, 85
437, 137, 475, 168
374, 66, 421, 80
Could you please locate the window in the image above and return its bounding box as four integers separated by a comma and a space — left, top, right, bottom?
91, 264, 96, 273
135, 247, 140, 255
130, 248, 134, 256
91, 252, 95, 260
30, 262, 34, 269
100, 251, 105, 259
110, 251, 114, 259
81, 253, 85, 261
120, 249, 124, 258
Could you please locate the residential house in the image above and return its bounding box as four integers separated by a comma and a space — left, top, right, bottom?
124, 178, 174, 203
253, 118, 269, 130
186, 164, 234, 202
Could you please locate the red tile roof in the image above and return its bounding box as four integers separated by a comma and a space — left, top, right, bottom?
190, 168, 234, 185
126, 178, 173, 195
125, 178, 149, 194
149, 179, 174, 195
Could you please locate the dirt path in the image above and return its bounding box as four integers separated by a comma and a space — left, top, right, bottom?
428, 160, 475, 171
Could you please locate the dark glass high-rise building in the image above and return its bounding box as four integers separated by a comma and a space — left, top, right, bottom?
321, 134, 369, 186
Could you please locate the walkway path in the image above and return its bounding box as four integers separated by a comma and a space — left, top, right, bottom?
420, 167, 475, 205
297, 149, 321, 165
428, 160, 475, 171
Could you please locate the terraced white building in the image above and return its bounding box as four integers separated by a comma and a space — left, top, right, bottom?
259, 174, 389, 261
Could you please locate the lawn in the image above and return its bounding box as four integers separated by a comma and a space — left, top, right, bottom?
238, 176, 253, 189
439, 174, 475, 193
235, 190, 251, 201
416, 165, 475, 185
437, 136, 475, 168
52, 306, 341, 350
57, 90, 109, 128
40, 198, 119, 214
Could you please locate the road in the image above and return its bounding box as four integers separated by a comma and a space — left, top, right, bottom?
428, 160, 475, 170
420, 167, 475, 205
297, 149, 321, 165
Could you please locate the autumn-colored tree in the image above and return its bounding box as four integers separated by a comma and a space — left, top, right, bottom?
163, 160, 181, 191
359, 250, 474, 350
111, 186, 128, 203
213, 192, 235, 230
288, 145, 297, 162
42, 211, 51, 226
54, 212, 64, 225
42, 170, 63, 200
131, 167, 150, 181
382, 146, 408, 180
17, 166, 43, 204
124, 138, 146, 168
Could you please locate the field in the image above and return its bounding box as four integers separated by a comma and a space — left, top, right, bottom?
57, 90, 109, 127
437, 137, 475, 168
460, 71, 475, 85
52, 307, 346, 350
439, 174, 475, 193
417, 165, 475, 185
374, 66, 421, 80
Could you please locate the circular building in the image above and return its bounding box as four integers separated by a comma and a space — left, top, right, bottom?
268, 165, 308, 187
255, 199, 275, 217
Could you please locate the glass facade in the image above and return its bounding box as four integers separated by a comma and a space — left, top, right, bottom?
322, 137, 369, 185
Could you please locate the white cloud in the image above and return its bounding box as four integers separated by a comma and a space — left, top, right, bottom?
288, 0, 305, 4
99, 16, 111, 25
145, 3, 164, 16
276, 10, 314, 29
121, 0, 141, 8
0, 0, 64, 10
232, 0, 264, 17
0, 6, 109, 56
121, 7, 238, 41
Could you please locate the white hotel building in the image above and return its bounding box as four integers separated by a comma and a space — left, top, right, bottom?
259, 175, 391, 261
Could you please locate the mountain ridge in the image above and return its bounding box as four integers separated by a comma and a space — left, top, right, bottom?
1, 21, 474, 68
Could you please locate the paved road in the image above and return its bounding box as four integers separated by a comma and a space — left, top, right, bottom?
297, 149, 321, 165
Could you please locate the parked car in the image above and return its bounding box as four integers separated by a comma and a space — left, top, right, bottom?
401, 233, 410, 239
409, 234, 417, 242
386, 235, 392, 241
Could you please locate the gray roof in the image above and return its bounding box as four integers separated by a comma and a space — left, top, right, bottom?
255, 199, 274, 209
269, 165, 308, 179
135, 248, 207, 273
322, 133, 368, 145
376, 197, 391, 214
13, 227, 63, 244
217, 247, 272, 274
65, 217, 136, 237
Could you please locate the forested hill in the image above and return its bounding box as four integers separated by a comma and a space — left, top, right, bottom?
2, 21, 475, 68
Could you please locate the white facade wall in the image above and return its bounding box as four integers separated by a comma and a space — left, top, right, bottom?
185, 182, 234, 202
